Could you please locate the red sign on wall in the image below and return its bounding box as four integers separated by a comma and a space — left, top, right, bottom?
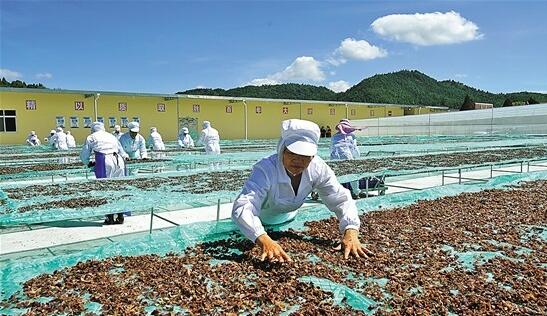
226, 105, 232, 113
75, 101, 84, 111
329, 108, 336, 115
193, 104, 200, 113
157, 103, 166, 112
26, 100, 37, 110
118, 102, 127, 112
307, 108, 313, 115
255, 106, 262, 114
282, 107, 289, 114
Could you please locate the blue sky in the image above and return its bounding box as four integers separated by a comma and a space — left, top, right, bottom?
1, 1, 546, 94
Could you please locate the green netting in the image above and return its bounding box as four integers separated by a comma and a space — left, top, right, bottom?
2, 142, 547, 226
299, 276, 377, 313
2, 169, 547, 305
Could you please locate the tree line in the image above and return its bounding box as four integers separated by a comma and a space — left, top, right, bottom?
1, 77, 46, 89
179, 70, 547, 110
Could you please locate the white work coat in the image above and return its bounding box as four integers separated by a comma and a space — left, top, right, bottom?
119, 133, 148, 159
80, 130, 128, 178
112, 131, 124, 140
26, 134, 41, 146
330, 132, 360, 160
178, 134, 194, 148
232, 154, 360, 242
53, 131, 69, 151
147, 131, 165, 151
199, 127, 220, 154
66, 134, 76, 148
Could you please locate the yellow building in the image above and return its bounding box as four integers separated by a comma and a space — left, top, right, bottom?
0, 87, 447, 145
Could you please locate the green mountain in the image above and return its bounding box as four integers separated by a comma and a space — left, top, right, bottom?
178, 70, 547, 109
178, 83, 337, 101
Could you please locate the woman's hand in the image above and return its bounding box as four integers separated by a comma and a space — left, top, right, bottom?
341, 229, 374, 259
256, 234, 292, 263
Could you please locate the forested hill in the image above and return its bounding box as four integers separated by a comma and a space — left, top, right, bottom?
178, 70, 547, 109
179, 83, 337, 101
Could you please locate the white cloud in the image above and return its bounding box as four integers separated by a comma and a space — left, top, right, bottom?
0, 68, 23, 81
371, 11, 483, 46
327, 80, 351, 93
333, 38, 387, 64
248, 56, 325, 86
454, 73, 468, 78
35, 73, 53, 80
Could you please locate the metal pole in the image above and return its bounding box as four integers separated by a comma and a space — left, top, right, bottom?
149, 207, 154, 234
216, 199, 221, 222
520, 161, 523, 173
441, 170, 445, 186
93, 93, 100, 122
242, 100, 248, 140
490, 165, 493, 178
490, 107, 494, 135
176, 96, 180, 138
428, 113, 431, 136
345, 103, 348, 119
458, 168, 462, 184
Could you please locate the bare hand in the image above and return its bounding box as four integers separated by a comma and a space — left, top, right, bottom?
256, 234, 292, 263
340, 229, 374, 259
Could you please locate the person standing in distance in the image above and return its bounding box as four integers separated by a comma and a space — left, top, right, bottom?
80, 122, 129, 225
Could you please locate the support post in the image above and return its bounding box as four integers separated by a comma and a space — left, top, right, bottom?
216, 199, 221, 222
149, 207, 154, 234
458, 168, 462, 184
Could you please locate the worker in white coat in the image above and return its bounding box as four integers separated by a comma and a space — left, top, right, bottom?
330, 119, 363, 160
52, 127, 69, 151
118, 122, 148, 160
26, 131, 41, 146
112, 125, 123, 140
66, 131, 77, 148
80, 122, 129, 225
178, 127, 194, 149
146, 127, 165, 151
45, 129, 56, 148
199, 121, 220, 154
232, 119, 372, 262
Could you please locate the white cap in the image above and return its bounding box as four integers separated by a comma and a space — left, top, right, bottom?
50, 129, 56, 134
182, 127, 189, 133
31, 131, 36, 135
128, 121, 140, 132
56, 127, 63, 132
114, 125, 121, 132
150, 127, 157, 133
203, 121, 211, 128
91, 121, 105, 132
281, 119, 320, 156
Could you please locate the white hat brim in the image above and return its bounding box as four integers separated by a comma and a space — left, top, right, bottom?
286, 141, 317, 157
